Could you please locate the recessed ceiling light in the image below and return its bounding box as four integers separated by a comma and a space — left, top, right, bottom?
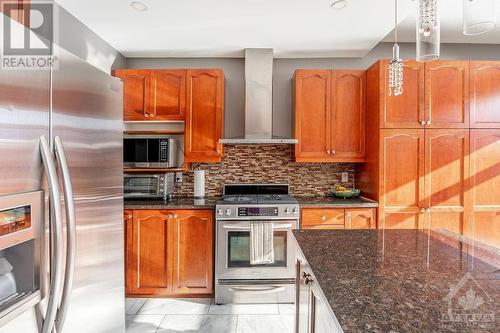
130, 1, 148, 11
331, 0, 348, 9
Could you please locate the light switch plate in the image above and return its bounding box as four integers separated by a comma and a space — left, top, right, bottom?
175, 172, 182, 183
341, 172, 349, 183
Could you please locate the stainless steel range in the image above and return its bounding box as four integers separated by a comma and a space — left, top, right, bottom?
215, 184, 299, 304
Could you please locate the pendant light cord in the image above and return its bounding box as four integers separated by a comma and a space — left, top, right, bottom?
394, 0, 398, 43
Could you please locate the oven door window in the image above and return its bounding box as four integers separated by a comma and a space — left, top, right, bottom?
124, 177, 158, 196
227, 231, 287, 267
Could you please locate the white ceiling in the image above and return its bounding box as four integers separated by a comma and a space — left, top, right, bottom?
56, 0, 499, 58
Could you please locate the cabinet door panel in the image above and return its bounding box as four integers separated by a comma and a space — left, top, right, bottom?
470, 61, 500, 128
332, 70, 365, 160
113, 69, 150, 120
383, 213, 421, 229
425, 61, 469, 128
185, 69, 224, 162
345, 208, 376, 229
425, 129, 470, 233
380, 129, 425, 229
382, 60, 425, 128
172, 210, 213, 295
467, 130, 500, 248
151, 70, 186, 120
294, 70, 332, 161
128, 210, 171, 295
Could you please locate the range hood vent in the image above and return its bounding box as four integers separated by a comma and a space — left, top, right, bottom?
220, 48, 298, 145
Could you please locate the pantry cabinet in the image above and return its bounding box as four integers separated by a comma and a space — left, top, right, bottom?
470, 61, 500, 128
466, 130, 500, 248
184, 69, 225, 163
425, 60, 469, 128
294, 69, 365, 162
125, 209, 213, 297
301, 208, 376, 230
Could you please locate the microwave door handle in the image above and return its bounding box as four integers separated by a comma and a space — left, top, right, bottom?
53, 136, 76, 333
39, 136, 64, 333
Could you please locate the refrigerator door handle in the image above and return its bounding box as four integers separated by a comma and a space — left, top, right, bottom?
39, 136, 65, 333
53, 136, 76, 333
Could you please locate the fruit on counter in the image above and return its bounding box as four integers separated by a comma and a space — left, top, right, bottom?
334, 184, 350, 192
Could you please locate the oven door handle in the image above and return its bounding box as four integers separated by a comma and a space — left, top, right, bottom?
222, 223, 293, 230
228, 285, 286, 294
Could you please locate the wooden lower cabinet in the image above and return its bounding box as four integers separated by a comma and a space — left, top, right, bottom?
125, 209, 213, 297
301, 208, 376, 230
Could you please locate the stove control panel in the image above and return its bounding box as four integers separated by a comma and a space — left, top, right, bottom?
238, 207, 279, 217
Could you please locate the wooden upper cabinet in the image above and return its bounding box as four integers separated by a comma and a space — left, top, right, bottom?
113, 69, 150, 121
150, 70, 186, 121
294, 70, 332, 161
424, 129, 470, 234
381, 60, 425, 128
185, 69, 224, 163
0, 0, 30, 26
171, 210, 213, 295
345, 208, 376, 229
425, 60, 470, 128
470, 61, 500, 128
380, 129, 425, 229
294, 69, 366, 162
127, 210, 171, 295
466, 129, 500, 248
332, 70, 366, 161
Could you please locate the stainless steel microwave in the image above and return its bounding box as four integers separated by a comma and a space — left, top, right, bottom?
124, 173, 174, 199
124, 135, 177, 169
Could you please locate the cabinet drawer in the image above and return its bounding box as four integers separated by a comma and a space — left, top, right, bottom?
301, 208, 345, 227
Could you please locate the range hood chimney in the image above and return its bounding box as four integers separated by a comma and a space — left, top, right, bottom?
220, 48, 298, 144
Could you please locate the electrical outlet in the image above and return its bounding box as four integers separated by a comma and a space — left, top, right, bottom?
341, 172, 349, 183
175, 172, 182, 183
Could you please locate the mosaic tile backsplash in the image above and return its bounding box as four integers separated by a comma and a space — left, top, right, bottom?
174, 145, 356, 197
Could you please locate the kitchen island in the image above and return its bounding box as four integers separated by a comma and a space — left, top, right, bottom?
293, 229, 500, 333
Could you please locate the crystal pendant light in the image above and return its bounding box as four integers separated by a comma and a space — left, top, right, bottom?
389, 0, 403, 96
463, 0, 496, 35
416, 0, 440, 61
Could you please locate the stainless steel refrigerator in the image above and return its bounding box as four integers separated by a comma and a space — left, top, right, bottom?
0, 18, 125, 333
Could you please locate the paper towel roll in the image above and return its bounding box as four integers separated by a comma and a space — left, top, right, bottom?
194, 170, 205, 198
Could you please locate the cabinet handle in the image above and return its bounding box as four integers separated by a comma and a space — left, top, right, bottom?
420, 120, 426, 126
127, 215, 132, 219
321, 215, 327, 221
426, 120, 431, 125
420, 208, 425, 213
331, 150, 335, 154
426, 208, 431, 213
327, 150, 330, 154
169, 214, 177, 219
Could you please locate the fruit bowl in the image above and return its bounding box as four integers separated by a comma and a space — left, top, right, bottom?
329, 188, 361, 198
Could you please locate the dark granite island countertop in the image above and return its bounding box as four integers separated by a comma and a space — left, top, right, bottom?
293, 229, 500, 332
124, 197, 219, 209
297, 196, 378, 208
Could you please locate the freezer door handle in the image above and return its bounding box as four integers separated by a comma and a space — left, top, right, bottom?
39, 136, 65, 333
53, 136, 76, 333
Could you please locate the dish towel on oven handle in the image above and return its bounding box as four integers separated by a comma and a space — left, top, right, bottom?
250, 221, 274, 265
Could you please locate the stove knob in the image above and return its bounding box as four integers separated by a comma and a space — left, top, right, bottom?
293, 208, 298, 215
217, 209, 223, 216
285, 208, 290, 215
225, 209, 231, 216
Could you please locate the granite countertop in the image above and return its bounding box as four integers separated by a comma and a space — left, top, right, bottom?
124, 197, 219, 209
296, 196, 378, 208
293, 229, 500, 333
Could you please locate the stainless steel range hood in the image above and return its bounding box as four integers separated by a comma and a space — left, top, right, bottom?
220, 49, 298, 144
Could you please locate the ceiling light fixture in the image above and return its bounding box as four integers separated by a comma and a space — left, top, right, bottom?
389, 0, 403, 96
130, 1, 148, 11
463, 0, 496, 35
330, 0, 348, 9
416, 0, 440, 61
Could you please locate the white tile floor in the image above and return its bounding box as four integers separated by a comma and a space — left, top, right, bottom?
126, 298, 295, 333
